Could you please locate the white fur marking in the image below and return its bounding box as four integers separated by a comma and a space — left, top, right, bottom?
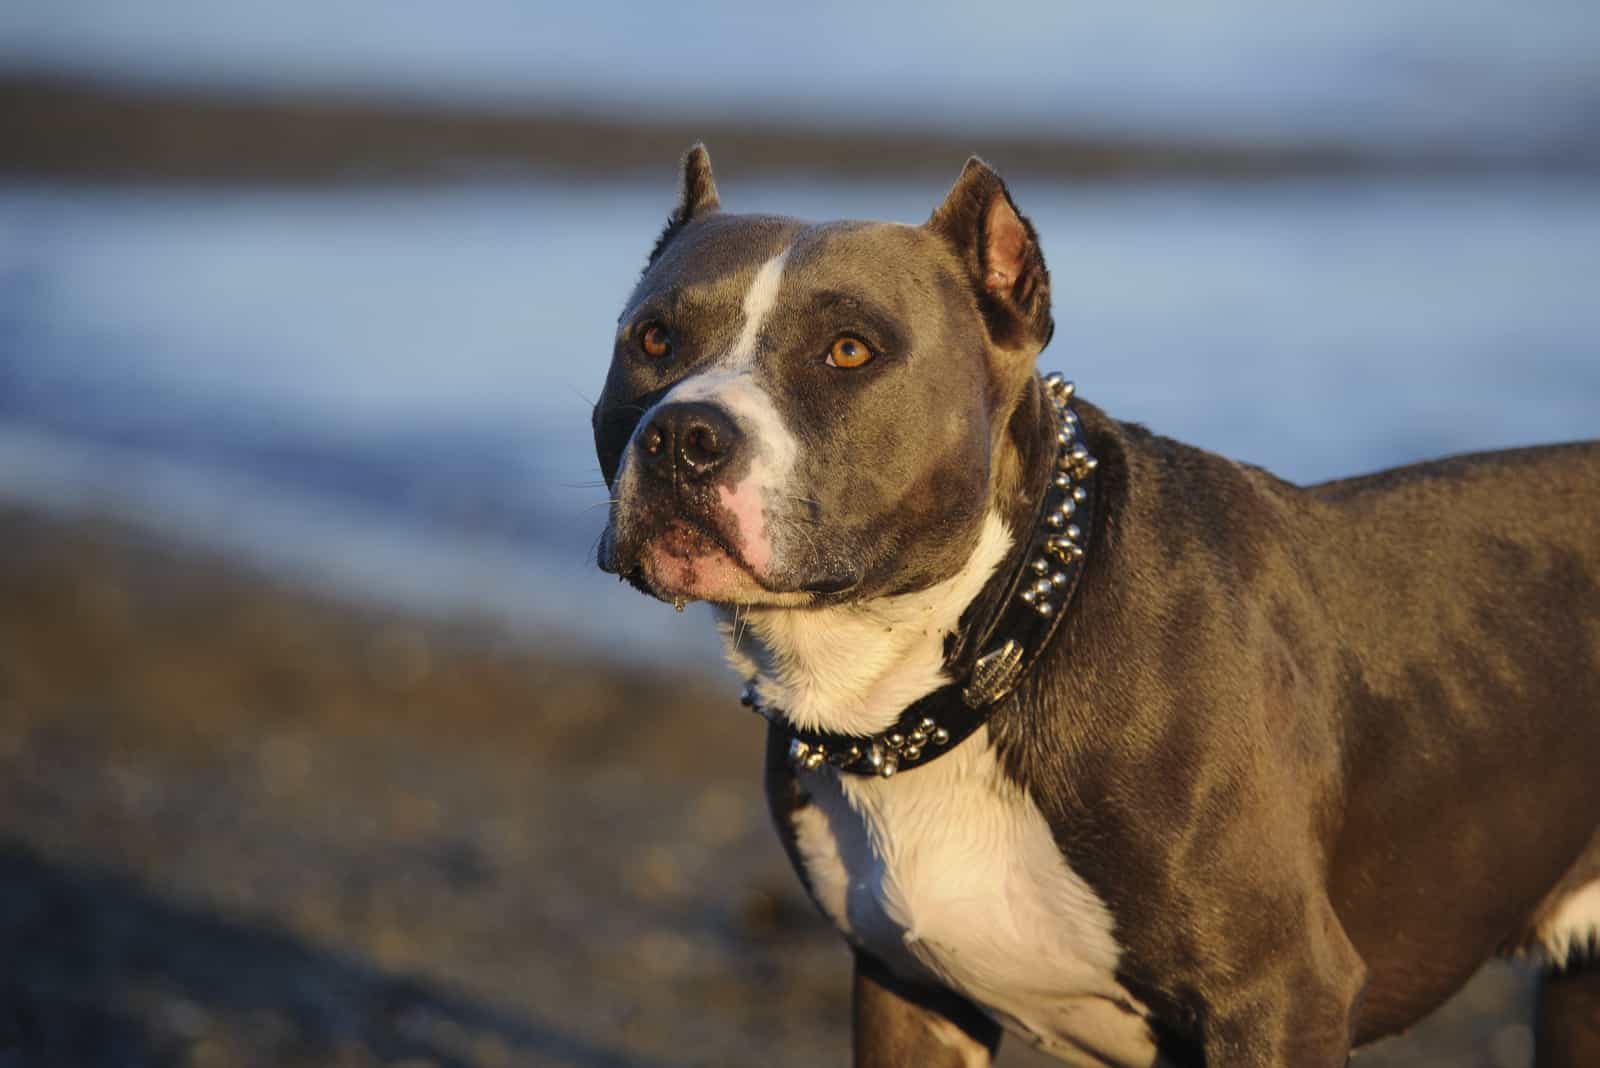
665, 370, 797, 479
1539, 878, 1600, 966
792, 729, 1160, 1066
726, 249, 789, 368
612, 248, 798, 550
725, 511, 1012, 737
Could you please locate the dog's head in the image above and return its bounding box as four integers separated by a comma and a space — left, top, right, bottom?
593, 146, 1054, 607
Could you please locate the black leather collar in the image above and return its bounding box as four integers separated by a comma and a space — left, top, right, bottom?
745, 373, 1098, 778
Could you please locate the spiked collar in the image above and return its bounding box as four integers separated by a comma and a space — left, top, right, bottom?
745, 372, 1098, 778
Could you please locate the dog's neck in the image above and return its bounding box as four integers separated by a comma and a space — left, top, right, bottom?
718, 374, 1090, 753
719, 509, 1016, 737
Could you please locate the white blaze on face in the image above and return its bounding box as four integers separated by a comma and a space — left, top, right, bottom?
666, 369, 795, 574
727, 249, 789, 368
617, 248, 798, 579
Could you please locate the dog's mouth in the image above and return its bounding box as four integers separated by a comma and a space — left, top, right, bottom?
604, 517, 853, 608
606, 519, 790, 607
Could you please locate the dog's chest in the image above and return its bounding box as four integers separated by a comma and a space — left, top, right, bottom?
790, 731, 1163, 1068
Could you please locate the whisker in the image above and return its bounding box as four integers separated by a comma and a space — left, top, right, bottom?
771, 514, 824, 560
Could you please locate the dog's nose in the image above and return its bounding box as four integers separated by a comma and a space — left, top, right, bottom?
636, 402, 741, 483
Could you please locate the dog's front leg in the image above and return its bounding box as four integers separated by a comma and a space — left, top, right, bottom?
1200, 898, 1365, 1068
852, 951, 1001, 1068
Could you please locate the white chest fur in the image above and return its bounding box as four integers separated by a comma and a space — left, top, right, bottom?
791, 729, 1164, 1068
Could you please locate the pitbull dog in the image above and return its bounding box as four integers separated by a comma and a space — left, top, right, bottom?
592, 145, 1600, 1067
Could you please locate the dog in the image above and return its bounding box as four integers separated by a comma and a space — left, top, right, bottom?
592, 145, 1600, 1067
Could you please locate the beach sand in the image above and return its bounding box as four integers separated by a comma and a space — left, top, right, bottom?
0, 504, 1537, 1066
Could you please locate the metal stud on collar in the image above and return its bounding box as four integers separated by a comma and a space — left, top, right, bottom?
1026, 375, 1096, 619
782, 716, 953, 778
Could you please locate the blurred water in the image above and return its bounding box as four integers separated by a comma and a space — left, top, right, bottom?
3, 2, 1598, 157
0, 174, 1596, 663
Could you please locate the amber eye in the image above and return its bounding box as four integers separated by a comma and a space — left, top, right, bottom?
827, 335, 874, 369
639, 322, 673, 359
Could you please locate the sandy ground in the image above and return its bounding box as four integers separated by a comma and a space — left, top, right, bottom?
0, 504, 1542, 1066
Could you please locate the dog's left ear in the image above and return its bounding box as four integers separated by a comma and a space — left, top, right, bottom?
647, 144, 721, 266
926, 157, 1052, 353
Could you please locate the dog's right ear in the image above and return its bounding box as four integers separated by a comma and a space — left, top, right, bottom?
926, 157, 1052, 354
647, 144, 721, 266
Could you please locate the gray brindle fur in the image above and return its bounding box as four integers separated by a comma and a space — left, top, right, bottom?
592, 146, 1600, 1067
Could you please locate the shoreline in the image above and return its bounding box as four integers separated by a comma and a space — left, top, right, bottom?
5, 72, 1594, 187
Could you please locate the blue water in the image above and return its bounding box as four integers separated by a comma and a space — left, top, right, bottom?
1, 175, 1597, 663
4, 2, 1599, 157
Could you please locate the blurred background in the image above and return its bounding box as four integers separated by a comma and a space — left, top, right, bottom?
0, 3, 1595, 1066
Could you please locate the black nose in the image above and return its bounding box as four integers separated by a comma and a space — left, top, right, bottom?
635, 402, 741, 483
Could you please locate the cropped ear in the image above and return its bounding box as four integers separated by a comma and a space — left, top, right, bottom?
675, 143, 721, 221
926, 157, 1052, 352
647, 143, 721, 266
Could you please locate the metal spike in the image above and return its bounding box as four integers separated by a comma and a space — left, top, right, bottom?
1072, 486, 1087, 502
1031, 558, 1049, 575
1054, 472, 1071, 489
789, 740, 810, 765
932, 727, 950, 745
903, 745, 922, 761
909, 730, 928, 746
1051, 571, 1068, 588
1036, 602, 1056, 618
888, 733, 905, 749
1046, 513, 1065, 529
803, 750, 826, 771
1021, 588, 1037, 604
918, 717, 936, 732
879, 755, 899, 778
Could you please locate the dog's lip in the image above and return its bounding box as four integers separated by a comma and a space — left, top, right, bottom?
797, 572, 859, 598
653, 518, 749, 571
629, 519, 858, 608
637, 519, 777, 600
604, 515, 858, 606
